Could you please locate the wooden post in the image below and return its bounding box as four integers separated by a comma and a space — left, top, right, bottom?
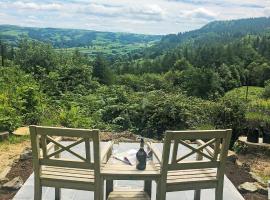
29, 126, 42, 200
54, 143, 61, 200
144, 180, 152, 198
194, 148, 203, 200
106, 180, 113, 199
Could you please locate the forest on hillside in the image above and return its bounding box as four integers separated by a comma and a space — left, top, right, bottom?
1, 17, 270, 145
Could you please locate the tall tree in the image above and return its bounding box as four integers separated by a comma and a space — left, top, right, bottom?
93, 55, 113, 85
0, 41, 5, 66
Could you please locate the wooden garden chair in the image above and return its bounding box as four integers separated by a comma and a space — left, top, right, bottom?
147, 129, 232, 200
30, 126, 113, 200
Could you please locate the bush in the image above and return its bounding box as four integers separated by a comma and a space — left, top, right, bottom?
59, 105, 94, 128
0, 66, 45, 128
0, 94, 22, 131
130, 91, 213, 138
210, 95, 247, 145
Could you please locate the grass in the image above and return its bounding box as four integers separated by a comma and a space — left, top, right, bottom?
0, 134, 29, 147
0, 135, 29, 155
225, 86, 264, 102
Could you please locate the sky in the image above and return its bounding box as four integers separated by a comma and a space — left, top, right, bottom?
0, 0, 269, 35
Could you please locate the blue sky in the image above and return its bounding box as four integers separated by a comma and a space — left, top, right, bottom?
0, 0, 269, 34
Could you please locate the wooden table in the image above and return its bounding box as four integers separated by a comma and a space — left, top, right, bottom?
101, 145, 160, 199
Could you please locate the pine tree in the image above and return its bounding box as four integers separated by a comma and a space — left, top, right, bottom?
93, 55, 113, 84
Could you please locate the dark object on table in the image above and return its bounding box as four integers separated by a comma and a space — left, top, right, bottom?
262, 129, 270, 144
136, 138, 147, 170
247, 128, 259, 143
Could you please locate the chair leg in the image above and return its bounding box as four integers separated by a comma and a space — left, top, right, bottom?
55, 188, 61, 200
144, 180, 152, 198
94, 176, 103, 200
215, 184, 223, 200
34, 183, 42, 200
99, 177, 104, 200
194, 190, 201, 200
156, 180, 166, 200
94, 189, 101, 200
94, 191, 99, 200
106, 180, 113, 199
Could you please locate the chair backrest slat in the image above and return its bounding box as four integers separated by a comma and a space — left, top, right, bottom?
85, 138, 91, 162
30, 126, 100, 170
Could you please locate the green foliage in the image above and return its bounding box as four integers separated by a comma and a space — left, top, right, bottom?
59, 105, 93, 128
131, 91, 212, 138
15, 39, 57, 77
233, 141, 248, 154
173, 58, 192, 71
211, 95, 247, 131
180, 68, 222, 98
0, 66, 44, 130
0, 94, 22, 131
117, 73, 171, 92
92, 55, 113, 85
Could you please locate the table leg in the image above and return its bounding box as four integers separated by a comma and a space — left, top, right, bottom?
106, 180, 113, 199
144, 180, 152, 198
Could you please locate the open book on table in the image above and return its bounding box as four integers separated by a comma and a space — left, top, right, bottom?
113, 149, 137, 165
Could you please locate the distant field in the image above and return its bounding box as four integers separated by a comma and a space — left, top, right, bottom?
0, 24, 161, 59
55, 39, 157, 59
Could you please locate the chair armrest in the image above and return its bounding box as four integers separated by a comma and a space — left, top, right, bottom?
196, 139, 214, 157
146, 142, 162, 163
100, 141, 114, 163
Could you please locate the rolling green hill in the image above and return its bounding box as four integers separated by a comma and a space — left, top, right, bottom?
144, 17, 270, 58
0, 25, 161, 59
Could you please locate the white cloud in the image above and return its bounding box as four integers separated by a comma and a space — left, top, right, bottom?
264, 7, 270, 15
12, 1, 62, 11
79, 3, 165, 21
184, 8, 217, 20
0, 0, 268, 34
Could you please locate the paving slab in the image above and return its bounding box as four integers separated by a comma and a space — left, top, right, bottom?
14, 142, 244, 200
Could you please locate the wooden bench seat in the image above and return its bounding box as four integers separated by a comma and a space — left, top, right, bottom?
41, 166, 95, 181
166, 168, 217, 183
108, 190, 150, 200
40, 166, 95, 191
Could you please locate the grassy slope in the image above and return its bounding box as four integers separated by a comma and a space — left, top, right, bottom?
224, 86, 264, 102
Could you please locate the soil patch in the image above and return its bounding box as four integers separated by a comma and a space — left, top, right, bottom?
0, 140, 30, 174
0, 159, 32, 200
238, 153, 270, 183
225, 160, 268, 200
